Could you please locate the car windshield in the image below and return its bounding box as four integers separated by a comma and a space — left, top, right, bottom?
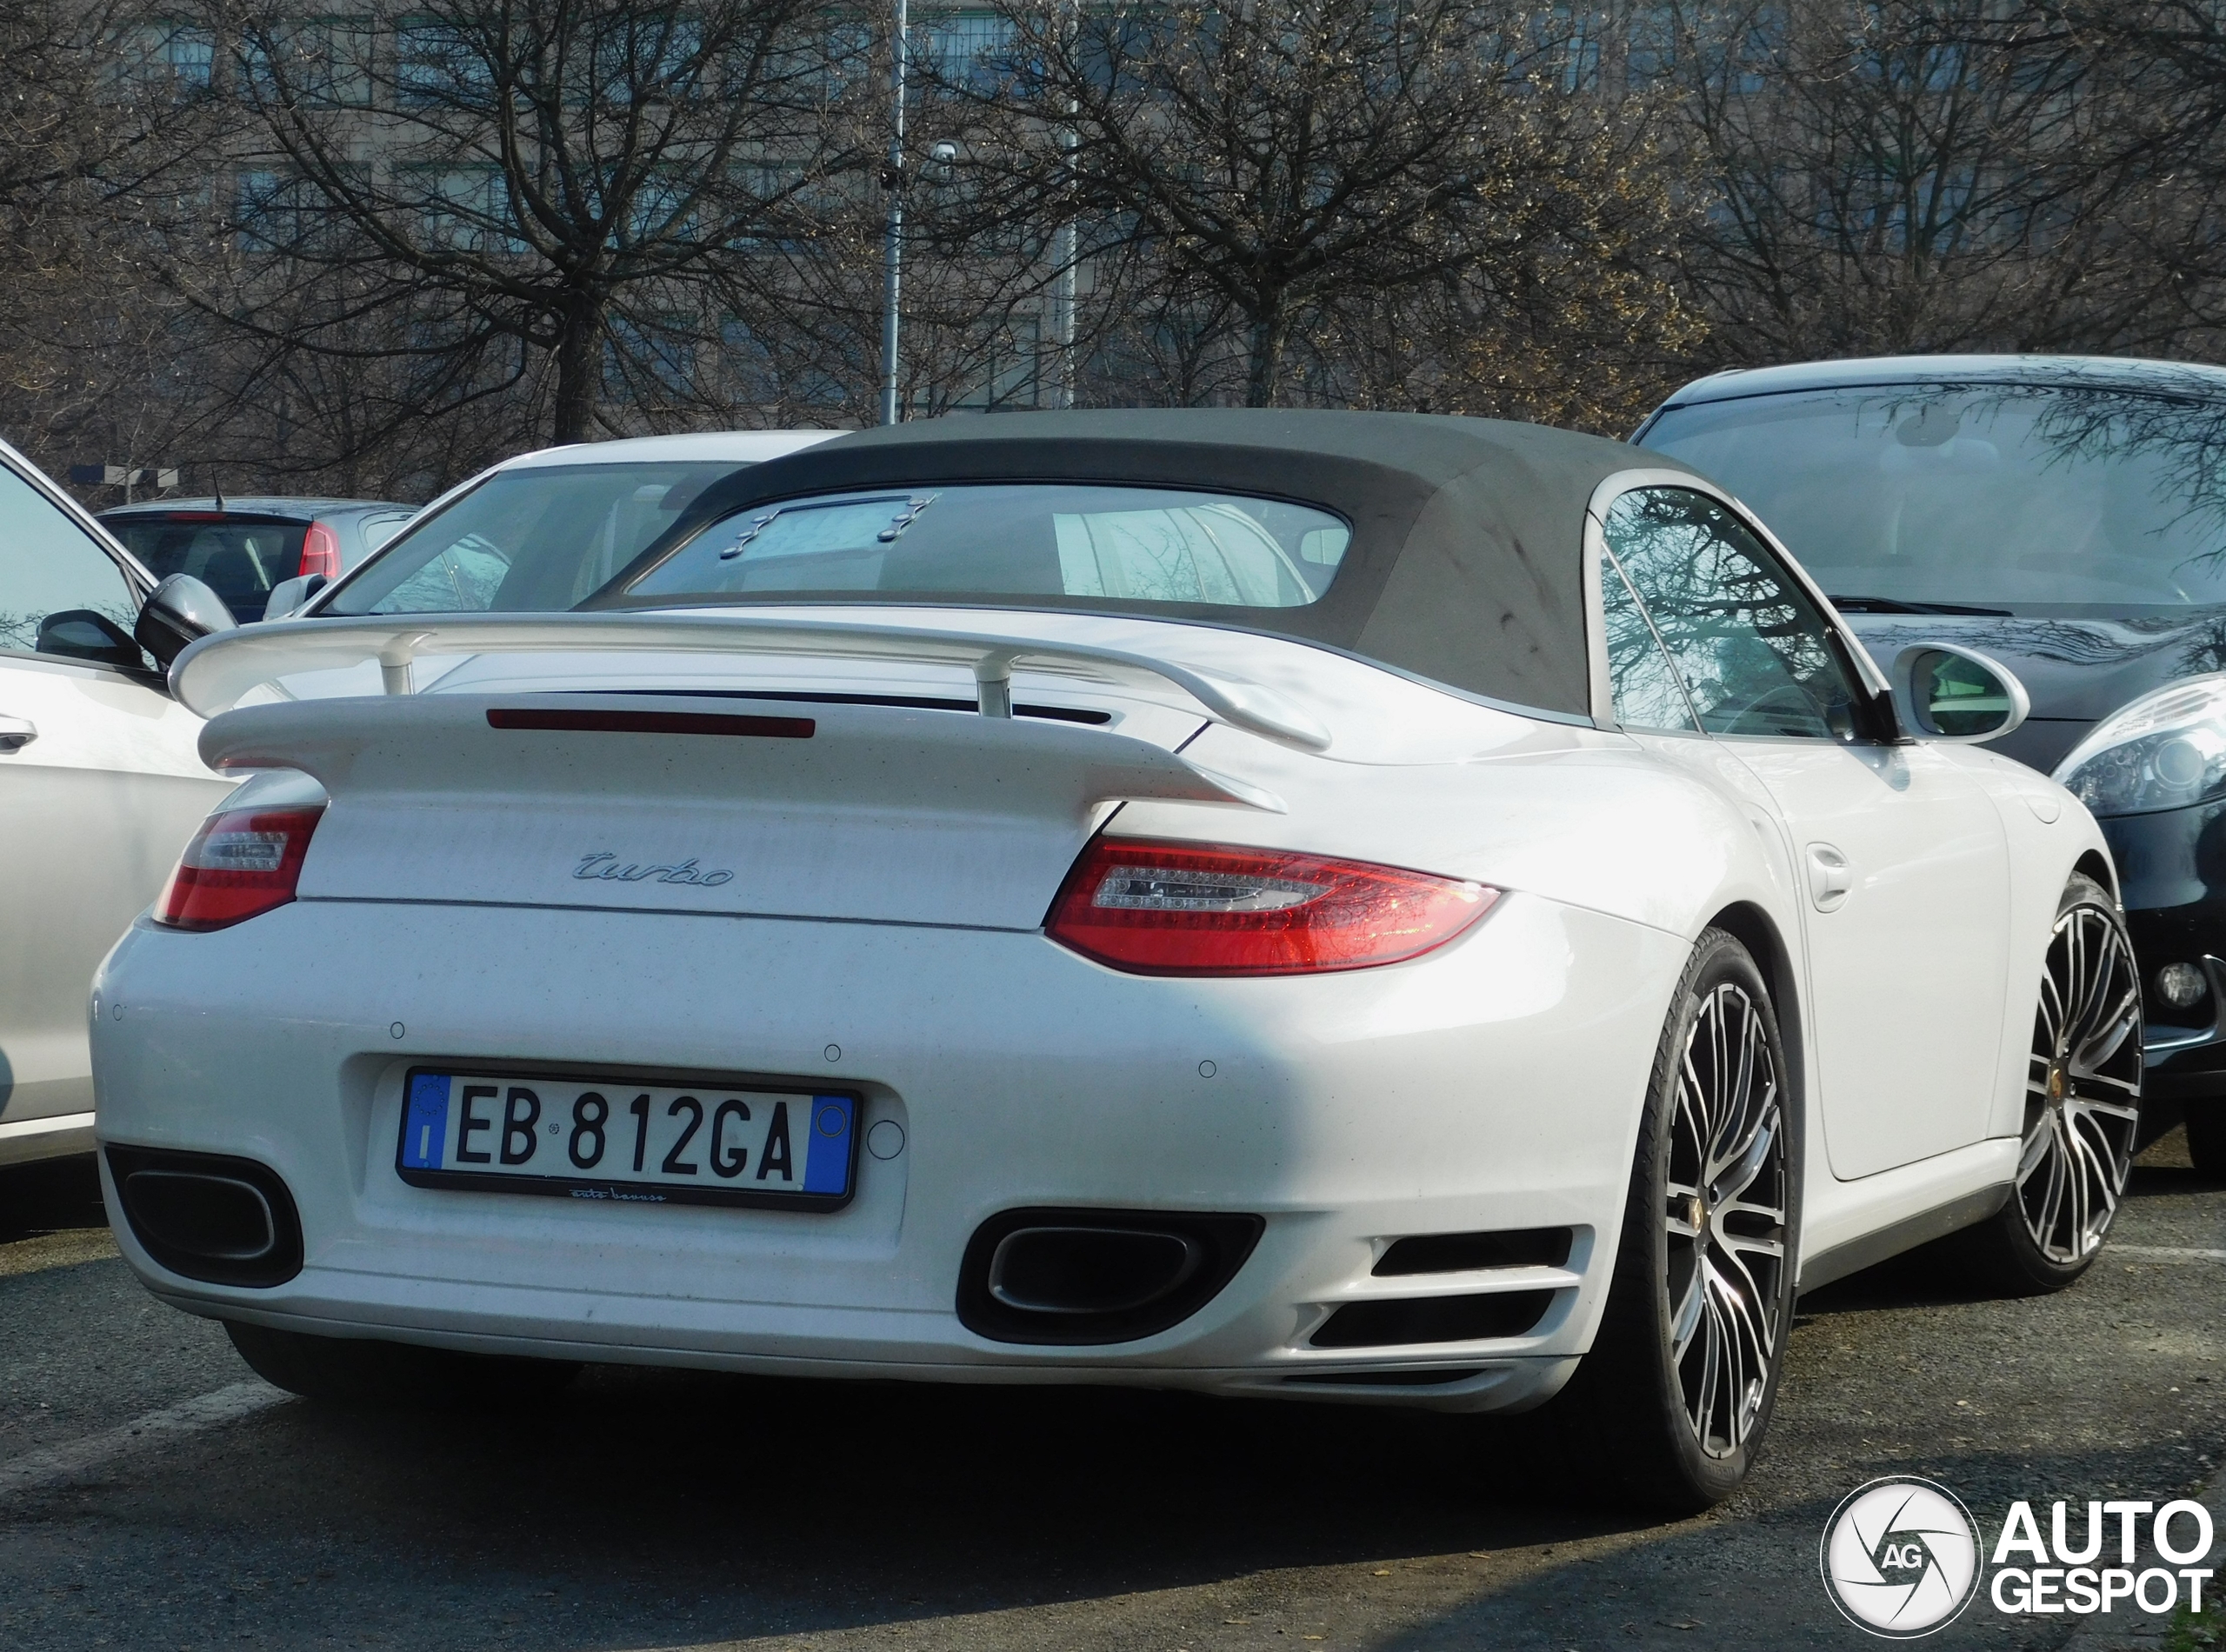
616, 484, 1351, 610
325, 461, 743, 616
1641, 383, 2226, 613
105, 517, 307, 623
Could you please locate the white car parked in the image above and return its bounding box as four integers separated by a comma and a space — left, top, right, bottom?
275, 430, 839, 621
90, 412, 2139, 1509
0, 439, 237, 1171
2, 430, 834, 1177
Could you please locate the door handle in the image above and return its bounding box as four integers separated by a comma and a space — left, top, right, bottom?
1806, 843, 1853, 912
0, 715, 34, 752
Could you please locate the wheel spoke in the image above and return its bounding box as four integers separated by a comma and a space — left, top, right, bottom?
1716, 1262, 1770, 1409
2016, 1112, 2054, 1182
1718, 1215, 1786, 1260
2034, 1128, 2069, 1248
2036, 966, 2065, 1047
1712, 1233, 1777, 1335
2072, 984, 2141, 1076
2072, 1068, 2141, 1098
2052, 1111, 2083, 1254
1715, 1118, 1776, 1203
1689, 1292, 1723, 1441
1670, 1260, 1707, 1362
2069, 1091, 2140, 1123
2069, 1113, 2120, 1222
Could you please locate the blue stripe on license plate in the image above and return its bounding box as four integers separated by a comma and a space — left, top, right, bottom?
803, 1094, 852, 1194
403, 1073, 450, 1169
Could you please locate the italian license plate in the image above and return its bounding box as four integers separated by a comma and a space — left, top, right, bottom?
396, 1068, 859, 1210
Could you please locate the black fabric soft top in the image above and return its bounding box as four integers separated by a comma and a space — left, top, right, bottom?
596, 409, 1700, 720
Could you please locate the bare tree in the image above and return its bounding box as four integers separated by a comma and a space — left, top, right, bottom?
934, 0, 1693, 410
0, 0, 230, 481
1669, 0, 2195, 362
2043, 0, 2226, 353
195, 0, 851, 448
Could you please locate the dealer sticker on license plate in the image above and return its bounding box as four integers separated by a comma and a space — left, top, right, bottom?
396, 1068, 859, 1209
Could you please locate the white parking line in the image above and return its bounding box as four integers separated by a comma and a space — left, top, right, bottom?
0, 1381, 288, 1501
2112, 1244, 2226, 1262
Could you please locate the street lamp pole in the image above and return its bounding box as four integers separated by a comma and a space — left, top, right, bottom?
1050, 0, 1076, 409
880, 0, 909, 426
1052, 138, 1075, 410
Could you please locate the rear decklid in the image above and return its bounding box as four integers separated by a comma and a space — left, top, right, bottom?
203, 693, 1282, 929
175, 608, 1556, 929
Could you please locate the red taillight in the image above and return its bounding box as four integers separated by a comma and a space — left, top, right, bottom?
1045, 837, 1497, 976
297, 520, 342, 581
155, 806, 325, 931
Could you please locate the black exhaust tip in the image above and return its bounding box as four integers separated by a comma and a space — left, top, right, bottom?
958, 1208, 1263, 1344
990, 1225, 1203, 1316
106, 1146, 303, 1288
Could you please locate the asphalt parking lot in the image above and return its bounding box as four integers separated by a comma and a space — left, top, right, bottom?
3, 1136, 2224, 1652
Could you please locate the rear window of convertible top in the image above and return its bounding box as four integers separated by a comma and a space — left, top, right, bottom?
615, 484, 1353, 610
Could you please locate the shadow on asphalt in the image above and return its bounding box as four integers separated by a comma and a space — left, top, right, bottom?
7, 1136, 2212, 1648
1795, 1122, 2220, 1320
0, 1153, 103, 1241
266, 1369, 1653, 1573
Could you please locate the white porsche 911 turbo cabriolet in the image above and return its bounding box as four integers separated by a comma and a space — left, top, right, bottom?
89, 411, 2139, 1510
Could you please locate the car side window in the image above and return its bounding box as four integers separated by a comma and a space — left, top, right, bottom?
1599, 550, 1699, 731
1603, 486, 1862, 741
0, 462, 143, 669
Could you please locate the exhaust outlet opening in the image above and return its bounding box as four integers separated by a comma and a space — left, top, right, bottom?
988, 1226, 1204, 1316
124, 1171, 276, 1261
106, 1146, 304, 1288
959, 1208, 1262, 1345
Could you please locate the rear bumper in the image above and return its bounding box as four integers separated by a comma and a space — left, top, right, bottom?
90, 894, 1687, 1411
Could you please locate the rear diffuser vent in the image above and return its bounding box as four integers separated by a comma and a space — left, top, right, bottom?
1374, 1228, 1571, 1276
957, 1208, 1263, 1345
1311, 1290, 1554, 1349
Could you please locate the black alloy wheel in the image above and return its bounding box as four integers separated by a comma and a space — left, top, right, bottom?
1551, 927, 1796, 1512
1961, 874, 2142, 1292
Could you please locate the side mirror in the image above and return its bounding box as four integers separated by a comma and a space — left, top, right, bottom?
134, 573, 237, 672
37, 609, 145, 671
1891, 643, 2030, 743
263, 573, 327, 621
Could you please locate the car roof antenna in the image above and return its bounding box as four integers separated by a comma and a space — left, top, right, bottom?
210, 473, 225, 513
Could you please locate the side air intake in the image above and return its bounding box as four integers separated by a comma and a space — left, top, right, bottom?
1310, 1290, 1555, 1349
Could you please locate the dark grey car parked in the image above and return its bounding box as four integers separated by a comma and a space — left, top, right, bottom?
98, 497, 416, 623
1636, 355, 2226, 1167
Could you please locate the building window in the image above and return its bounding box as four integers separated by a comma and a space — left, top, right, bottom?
120, 23, 216, 92
396, 17, 488, 106
917, 10, 1015, 91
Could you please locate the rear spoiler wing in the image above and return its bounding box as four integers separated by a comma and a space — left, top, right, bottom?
170, 612, 1333, 753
